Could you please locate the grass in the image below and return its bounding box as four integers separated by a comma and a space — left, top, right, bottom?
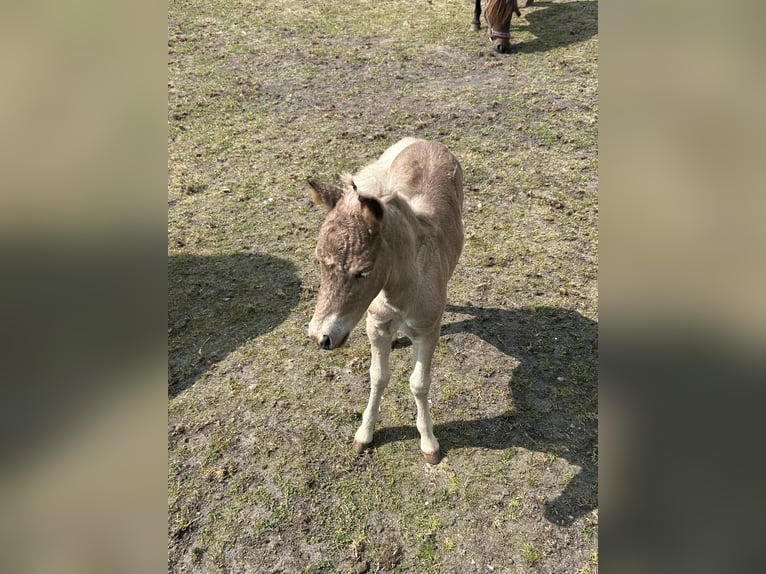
169, 0, 597, 571
576, 551, 599, 574
520, 537, 542, 565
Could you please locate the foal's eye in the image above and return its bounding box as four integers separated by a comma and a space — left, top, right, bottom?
355, 268, 371, 279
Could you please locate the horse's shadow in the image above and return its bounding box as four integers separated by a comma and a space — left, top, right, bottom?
168, 253, 301, 397
377, 304, 598, 525
510, 0, 598, 54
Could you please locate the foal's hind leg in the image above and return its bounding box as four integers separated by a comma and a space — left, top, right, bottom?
472, 0, 482, 31
409, 326, 442, 464
353, 315, 396, 453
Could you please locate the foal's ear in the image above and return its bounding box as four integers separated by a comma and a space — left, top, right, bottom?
307, 178, 344, 210
359, 194, 384, 223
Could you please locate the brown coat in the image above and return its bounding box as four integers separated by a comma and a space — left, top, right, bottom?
308, 138, 464, 463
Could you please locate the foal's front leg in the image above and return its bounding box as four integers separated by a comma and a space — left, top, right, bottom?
409, 326, 442, 464
353, 315, 396, 452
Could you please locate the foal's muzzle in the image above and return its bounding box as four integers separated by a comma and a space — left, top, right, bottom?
308, 312, 351, 350
316, 331, 349, 351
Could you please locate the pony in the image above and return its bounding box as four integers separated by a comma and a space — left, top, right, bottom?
307, 138, 464, 464
472, 0, 534, 53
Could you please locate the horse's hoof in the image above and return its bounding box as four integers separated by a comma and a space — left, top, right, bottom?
353, 440, 371, 454
422, 449, 442, 465
471, 22, 480, 32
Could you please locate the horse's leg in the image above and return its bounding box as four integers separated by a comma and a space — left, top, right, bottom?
409, 326, 442, 464
525, 0, 534, 6
472, 0, 482, 31
353, 315, 396, 452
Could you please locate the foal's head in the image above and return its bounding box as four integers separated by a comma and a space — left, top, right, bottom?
307, 177, 387, 350
485, 0, 520, 54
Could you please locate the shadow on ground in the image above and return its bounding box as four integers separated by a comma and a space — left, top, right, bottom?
377, 304, 598, 525
168, 253, 301, 398
506, 0, 598, 54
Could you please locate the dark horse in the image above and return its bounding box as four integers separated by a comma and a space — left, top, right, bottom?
472, 0, 534, 53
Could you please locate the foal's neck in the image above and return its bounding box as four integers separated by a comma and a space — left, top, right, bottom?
379, 196, 421, 307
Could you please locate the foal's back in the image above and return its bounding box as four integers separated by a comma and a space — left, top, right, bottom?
388, 139, 464, 215
389, 139, 465, 271
354, 138, 464, 215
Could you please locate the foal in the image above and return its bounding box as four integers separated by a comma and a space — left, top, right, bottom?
307, 138, 464, 464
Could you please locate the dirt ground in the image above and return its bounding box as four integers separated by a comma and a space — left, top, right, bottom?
168, 0, 598, 572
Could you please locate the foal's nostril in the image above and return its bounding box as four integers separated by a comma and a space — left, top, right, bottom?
320, 335, 332, 350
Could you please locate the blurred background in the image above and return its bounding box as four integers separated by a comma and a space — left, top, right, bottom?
600, 1, 766, 572
0, 1, 166, 572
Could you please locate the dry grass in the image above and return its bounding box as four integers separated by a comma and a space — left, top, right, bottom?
169, 1, 598, 571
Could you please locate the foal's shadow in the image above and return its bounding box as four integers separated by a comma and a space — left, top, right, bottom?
379, 304, 598, 525
168, 253, 301, 397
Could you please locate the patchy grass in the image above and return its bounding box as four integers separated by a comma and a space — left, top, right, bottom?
520, 536, 542, 566
169, 0, 597, 572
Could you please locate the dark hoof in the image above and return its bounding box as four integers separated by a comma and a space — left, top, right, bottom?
353, 440, 371, 454
422, 449, 442, 465
471, 22, 480, 32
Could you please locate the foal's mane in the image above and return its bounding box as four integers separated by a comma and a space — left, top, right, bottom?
485, 0, 521, 28
341, 171, 403, 201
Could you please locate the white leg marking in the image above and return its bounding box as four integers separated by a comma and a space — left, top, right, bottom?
409, 328, 440, 459
354, 316, 396, 447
